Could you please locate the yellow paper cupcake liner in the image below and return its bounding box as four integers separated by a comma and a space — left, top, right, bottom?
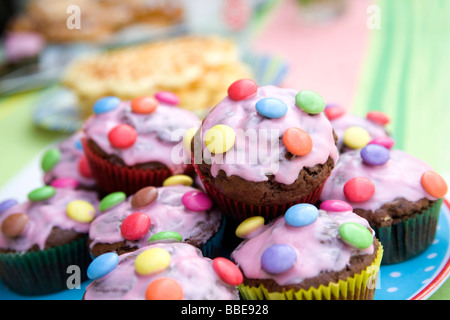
238, 244, 383, 300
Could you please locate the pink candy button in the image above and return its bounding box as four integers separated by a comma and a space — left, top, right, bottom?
319, 200, 353, 212
181, 190, 213, 212
368, 137, 395, 149
50, 177, 80, 189
155, 91, 180, 106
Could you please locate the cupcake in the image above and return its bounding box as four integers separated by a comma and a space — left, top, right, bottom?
88, 184, 225, 259
230, 201, 383, 300
0, 186, 100, 295
83, 242, 242, 300
192, 79, 339, 222
82, 94, 201, 196
319, 146, 448, 264
41, 130, 97, 191
324, 104, 392, 153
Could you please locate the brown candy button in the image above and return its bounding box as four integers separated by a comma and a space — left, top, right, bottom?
131, 187, 158, 209
1, 213, 29, 238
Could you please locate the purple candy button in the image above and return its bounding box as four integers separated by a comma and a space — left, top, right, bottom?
261, 244, 297, 274
155, 91, 180, 106
320, 200, 353, 212
181, 190, 213, 212
0, 199, 18, 214
360, 144, 390, 166
50, 177, 80, 189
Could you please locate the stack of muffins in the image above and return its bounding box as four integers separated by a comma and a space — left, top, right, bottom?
0, 79, 447, 300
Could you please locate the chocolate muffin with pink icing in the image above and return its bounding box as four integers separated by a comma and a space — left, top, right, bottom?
88, 184, 224, 259
82, 93, 201, 196
230, 201, 383, 300
0, 186, 100, 295
84, 242, 242, 300
192, 79, 339, 222
319, 146, 448, 264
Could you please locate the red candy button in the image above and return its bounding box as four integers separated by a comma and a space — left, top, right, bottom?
227, 79, 258, 101
145, 278, 183, 300
343, 177, 375, 202
131, 96, 158, 114
78, 156, 92, 178
212, 257, 243, 286
120, 212, 151, 241
324, 105, 346, 120
283, 127, 313, 156
421, 171, 448, 198
108, 124, 137, 149
366, 111, 390, 125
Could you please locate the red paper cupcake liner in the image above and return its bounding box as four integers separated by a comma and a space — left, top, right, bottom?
82, 139, 176, 196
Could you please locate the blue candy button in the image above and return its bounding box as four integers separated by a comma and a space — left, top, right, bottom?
87, 252, 119, 280
255, 97, 288, 119
360, 144, 390, 166
75, 139, 83, 151
261, 244, 297, 274
93, 96, 121, 114
284, 203, 319, 227
0, 199, 18, 214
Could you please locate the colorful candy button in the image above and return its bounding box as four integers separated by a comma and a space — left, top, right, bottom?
28, 186, 56, 202
212, 257, 243, 286
181, 190, 213, 212
284, 203, 319, 227
183, 128, 197, 152
360, 144, 390, 166
108, 124, 137, 149
421, 171, 448, 198
283, 127, 313, 156
120, 212, 151, 241
366, 111, 390, 125
93, 96, 121, 114
50, 177, 80, 189
130, 187, 158, 209
66, 200, 96, 223
368, 137, 395, 149
1, 213, 29, 238
75, 138, 83, 151
148, 231, 182, 244
319, 200, 353, 212
99, 191, 127, 212
87, 252, 119, 280
0, 199, 18, 214
295, 90, 325, 114
163, 175, 193, 187
155, 91, 180, 106
255, 97, 288, 119
41, 148, 61, 172
339, 222, 373, 249
343, 126, 371, 149
227, 79, 258, 101
204, 124, 235, 154
343, 177, 375, 202
324, 104, 345, 120
261, 244, 297, 274
131, 96, 158, 114
235, 216, 265, 239
135, 248, 171, 276
145, 278, 183, 300
78, 155, 92, 178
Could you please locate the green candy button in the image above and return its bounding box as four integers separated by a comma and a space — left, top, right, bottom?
339, 222, 373, 249
148, 231, 182, 244
41, 148, 61, 172
295, 90, 325, 114
28, 186, 56, 202
99, 191, 126, 212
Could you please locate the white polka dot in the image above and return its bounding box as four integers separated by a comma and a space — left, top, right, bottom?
387, 287, 398, 293
427, 253, 438, 259
433, 239, 439, 245
424, 266, 435, 272
390, 271, 402, 278
422, 278, 432, 285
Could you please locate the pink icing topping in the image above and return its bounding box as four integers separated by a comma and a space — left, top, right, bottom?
198, 86, 339, 184
230, 209, 374, 286
319, 149, 437, 211
83, 242, 239, 300
0, 188, 100, 252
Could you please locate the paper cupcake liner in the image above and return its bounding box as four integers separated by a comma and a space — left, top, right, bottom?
374, 198, 443, 265
82, 139, 175, 196
238, 244, 383, 300
200, 216, 226, 259
0, 236, 91, 296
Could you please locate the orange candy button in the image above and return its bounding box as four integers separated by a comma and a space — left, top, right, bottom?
421, 171, 448, 198
131, 96, 158, 114
283, 127, 313, 156
145, 277, 183, 300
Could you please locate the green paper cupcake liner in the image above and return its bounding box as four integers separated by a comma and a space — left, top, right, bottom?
375, 198, 443, 265
0, 236, 91, 296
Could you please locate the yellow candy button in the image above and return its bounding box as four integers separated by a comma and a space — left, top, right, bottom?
135, 248, 171, 276
235, 216, 265, 239
163, 175, 193, 187
66, 200, 96, 223
204, 124, 235, 154
343, 126, 371, 149
183, 128, 198, 152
